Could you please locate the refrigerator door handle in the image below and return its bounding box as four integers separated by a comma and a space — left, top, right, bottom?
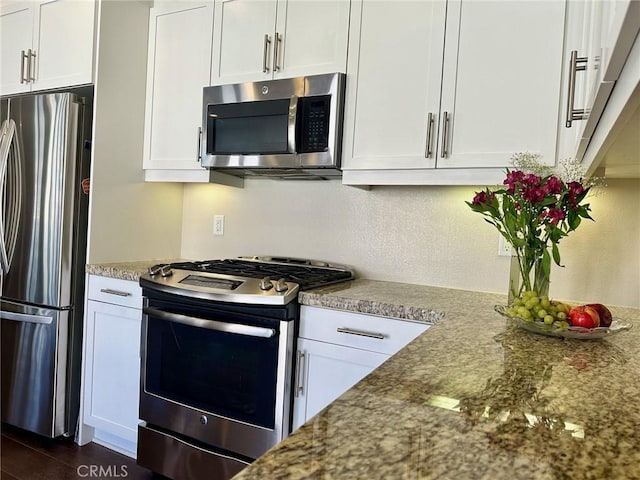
0, 118, 21, 274
0, 310, 54, 325
0, 119, 12, 273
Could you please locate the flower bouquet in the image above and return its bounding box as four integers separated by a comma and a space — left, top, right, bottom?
466, 153, 595, 304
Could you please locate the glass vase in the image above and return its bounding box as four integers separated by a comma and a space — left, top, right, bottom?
508, 251, 550, 305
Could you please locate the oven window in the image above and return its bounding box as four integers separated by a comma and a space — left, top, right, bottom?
207, 99, 290, 155
145, 316, 279, 429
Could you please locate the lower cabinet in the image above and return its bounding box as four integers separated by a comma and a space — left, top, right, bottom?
292, 306, 430, 431
79, 275, 142, 458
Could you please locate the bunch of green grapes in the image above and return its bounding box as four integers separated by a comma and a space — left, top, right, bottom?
507, 291, 572, 330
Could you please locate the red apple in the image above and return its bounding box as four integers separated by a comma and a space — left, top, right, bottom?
586, 303, 613, 327
568, 305, 600, 329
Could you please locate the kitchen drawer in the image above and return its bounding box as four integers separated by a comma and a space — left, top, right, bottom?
299, 306, 429, 356
87, 275, 142, 309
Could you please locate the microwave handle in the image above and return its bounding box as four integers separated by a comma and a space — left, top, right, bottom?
288, 95, 298, 154
196, 126, 202, 163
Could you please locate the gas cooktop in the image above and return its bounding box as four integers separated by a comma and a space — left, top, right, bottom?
140, 256, 355, 305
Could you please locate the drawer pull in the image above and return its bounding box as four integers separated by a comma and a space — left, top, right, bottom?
337, 327, 385, 340
100, 288, 132, 297
295, 350, 305, 397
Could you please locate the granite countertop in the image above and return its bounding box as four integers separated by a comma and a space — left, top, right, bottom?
87, 261, 640, 479
85, 260, 184, 282
234, 288, 640, 480
85, 262, 447, 322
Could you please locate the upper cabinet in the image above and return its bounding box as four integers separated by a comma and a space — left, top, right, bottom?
561, 0, 639, 177
341, 0, 567, 185
142, 1, 243, 185
0, 0, 95, 96
143, 1, 214, 182
211, 0, 350, 85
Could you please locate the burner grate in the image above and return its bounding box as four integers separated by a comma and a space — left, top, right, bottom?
168, 259, 353, 290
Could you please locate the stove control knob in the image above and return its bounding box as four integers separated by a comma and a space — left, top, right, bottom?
260, 277, 273, 291
160, 265, 173, 277
148, 264, 164, 276
275, 278, 288, 293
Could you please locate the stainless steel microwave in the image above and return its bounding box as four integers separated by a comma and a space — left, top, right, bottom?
201, 73, 345, 179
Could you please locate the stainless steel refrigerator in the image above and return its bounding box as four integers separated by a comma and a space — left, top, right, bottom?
0, 91, 92, 438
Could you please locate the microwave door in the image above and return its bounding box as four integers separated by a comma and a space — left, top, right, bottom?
207, 99, 295, 158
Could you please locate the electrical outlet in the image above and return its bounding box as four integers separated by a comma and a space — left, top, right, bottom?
213, 215, 225, 236
498, 235, 512, 257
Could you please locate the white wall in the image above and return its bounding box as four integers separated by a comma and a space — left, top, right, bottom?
181, 178, 640, 308
87, 0, 183, 264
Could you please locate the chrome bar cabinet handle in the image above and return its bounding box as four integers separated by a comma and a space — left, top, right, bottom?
100, 288, 132, 297
20, 50, 29, 83
337, 327, 385, 340
565, 50, 588, 128
262, 34, 271, 73
295, 350, 306, 397
273, 32, 282, 72
425, 112, 435, 158
28, 49, 36, 82
440, 111, 450, 158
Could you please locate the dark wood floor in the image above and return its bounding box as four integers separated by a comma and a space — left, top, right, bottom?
1, 423, 156, 480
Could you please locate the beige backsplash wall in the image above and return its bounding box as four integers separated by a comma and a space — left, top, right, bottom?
180, 178, 640, 308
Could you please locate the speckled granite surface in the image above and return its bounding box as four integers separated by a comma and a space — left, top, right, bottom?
234, 288, 640, 480
85, 260, 185, 282
299, 280, 468, 323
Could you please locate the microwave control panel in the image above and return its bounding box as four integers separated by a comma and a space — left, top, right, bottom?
298, 95, 331, 153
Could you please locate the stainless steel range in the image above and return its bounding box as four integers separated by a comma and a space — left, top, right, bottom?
137, 256, 354, 480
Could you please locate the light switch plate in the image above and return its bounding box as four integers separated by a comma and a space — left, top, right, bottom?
214, 215, 225, 235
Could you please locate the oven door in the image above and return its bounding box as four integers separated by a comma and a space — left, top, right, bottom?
140, 298, 294, 460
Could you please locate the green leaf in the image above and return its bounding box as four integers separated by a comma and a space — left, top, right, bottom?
542, 248, 551, 277
552, 242, 562, 266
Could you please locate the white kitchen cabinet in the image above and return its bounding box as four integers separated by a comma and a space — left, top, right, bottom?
561, 0, 639, 173
0, 0, 95, 96
142, 1, 244, 185
80, 275, 142, 458
292, 306, 429, 431
341, 0, 566, 186
142, 1, 213, 182
211, 0, 350, 85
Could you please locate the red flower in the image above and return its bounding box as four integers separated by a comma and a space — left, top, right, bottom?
545, 208, 565, 225
568, 181, 584, 196
522, 173, 542, 187
523, 186, 545, 204
472, 191, 495, 206
567, 181, 585, 209
542, 176, 564, 195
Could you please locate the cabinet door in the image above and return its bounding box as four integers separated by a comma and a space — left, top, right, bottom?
272, 0, 349, 79
0, 2, 33, 96
211, 0, 277, 85
291, 338, 389, 431
342, 0, 446, 170
83, 300, 141, 444
437, 0, 566, 169
143, 1, 214, 177
32, 0, 95, 91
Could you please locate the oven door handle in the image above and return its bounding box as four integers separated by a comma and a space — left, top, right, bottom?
143, 307, 276, 338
